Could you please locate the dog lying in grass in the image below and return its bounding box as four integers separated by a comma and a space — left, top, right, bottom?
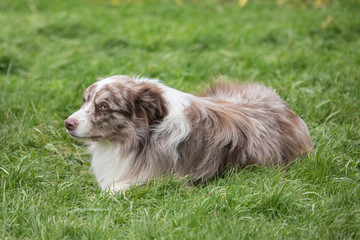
65, 75, 312, 192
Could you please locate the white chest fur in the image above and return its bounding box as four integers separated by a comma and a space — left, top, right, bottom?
88, 141, 138, 191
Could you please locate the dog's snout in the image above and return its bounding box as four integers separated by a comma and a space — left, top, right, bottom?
64, 118, 78, 131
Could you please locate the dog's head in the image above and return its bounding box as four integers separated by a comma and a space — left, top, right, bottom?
64, 75, 168, 142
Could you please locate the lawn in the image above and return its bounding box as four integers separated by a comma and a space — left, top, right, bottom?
1, 0, 359, 239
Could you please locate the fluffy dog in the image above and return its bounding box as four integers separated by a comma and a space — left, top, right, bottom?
65, 75, 312, 192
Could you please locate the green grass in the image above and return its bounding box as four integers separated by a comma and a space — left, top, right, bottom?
1, 0, 359, 239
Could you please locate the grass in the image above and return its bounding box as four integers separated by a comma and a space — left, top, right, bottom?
0, 0, 359, 239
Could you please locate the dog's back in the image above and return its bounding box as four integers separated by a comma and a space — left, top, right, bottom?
179, 80, 313, 176
201, 80, 282, 106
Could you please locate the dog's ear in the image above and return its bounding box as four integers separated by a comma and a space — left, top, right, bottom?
134, 86, 168, 125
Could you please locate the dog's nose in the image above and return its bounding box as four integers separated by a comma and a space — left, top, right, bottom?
64, 118, 78, 131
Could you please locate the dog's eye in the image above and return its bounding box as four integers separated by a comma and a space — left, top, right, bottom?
98, 102, 109, 111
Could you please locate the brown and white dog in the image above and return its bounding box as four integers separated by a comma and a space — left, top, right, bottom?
65, 75, 312, 192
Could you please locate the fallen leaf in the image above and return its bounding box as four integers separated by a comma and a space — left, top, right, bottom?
239, 0, 248, 7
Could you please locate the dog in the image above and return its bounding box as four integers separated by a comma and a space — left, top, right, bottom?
64, 75, 312, 192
